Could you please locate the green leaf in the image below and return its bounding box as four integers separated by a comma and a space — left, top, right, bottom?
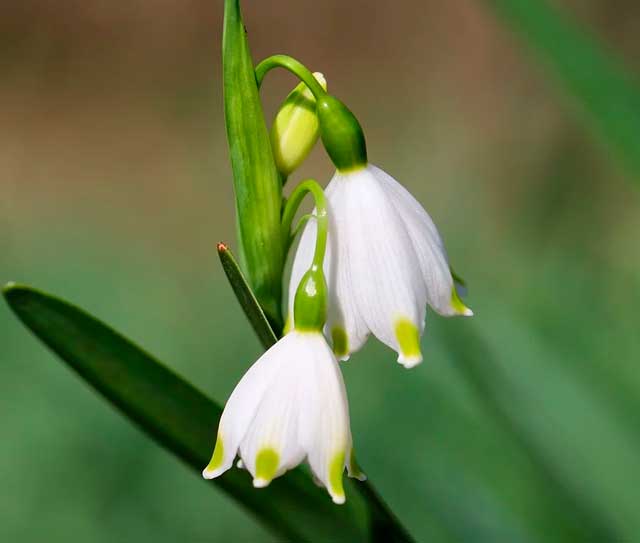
440, 322, 621, 541
223, 0, 284, 328
485, 0, 640, 182
217, 242, 278, 349
2, 283, 367, 542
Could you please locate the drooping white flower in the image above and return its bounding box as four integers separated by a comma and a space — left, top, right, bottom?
288, 164, 472, 368
202, 330, 364, 504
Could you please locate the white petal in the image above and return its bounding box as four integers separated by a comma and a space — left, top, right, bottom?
298, 333, 351, 504
370, 164, 472, 317
341, 167, 427, 367
287, 178, 368, 358
324, 177, 369, 359
202, 338, 288, 479
238, 335, 307, 487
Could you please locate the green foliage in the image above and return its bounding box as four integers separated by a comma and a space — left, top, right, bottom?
440, 323, 620, 541
223, 0, 284, 329
1, 283, 369, 542
217, 243, 278, 349
486, 0, 640, 182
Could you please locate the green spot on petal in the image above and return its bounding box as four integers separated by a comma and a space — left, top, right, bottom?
329, 450, 346, 503
331, 326, 349, 358
205, 434, 224, 472
283, 313, 292, 335
255, 448, 279, 483
395, 318, 421, 361
451, 287, 473, 316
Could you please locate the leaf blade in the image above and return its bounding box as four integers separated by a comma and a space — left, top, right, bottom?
2, 283, 366, 542
217, 243, 278, 349
440, 322, 621, 541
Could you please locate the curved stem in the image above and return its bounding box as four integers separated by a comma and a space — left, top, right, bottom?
288, 213, 313, 250
255, 55, 327, 101
281, 179, 328, 270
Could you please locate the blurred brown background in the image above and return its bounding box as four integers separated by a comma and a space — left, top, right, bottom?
3, 0, 639, 267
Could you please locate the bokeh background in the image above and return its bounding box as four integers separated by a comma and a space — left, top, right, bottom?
2, 0, 639, 541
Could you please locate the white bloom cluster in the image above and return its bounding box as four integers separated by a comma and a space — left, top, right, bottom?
205, 67, 472, 504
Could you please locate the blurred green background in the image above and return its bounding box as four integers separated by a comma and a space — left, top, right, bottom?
2, 0, 639, 541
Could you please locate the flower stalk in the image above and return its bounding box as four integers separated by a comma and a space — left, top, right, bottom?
256, 54, 327, 99
281, 179, 328, 265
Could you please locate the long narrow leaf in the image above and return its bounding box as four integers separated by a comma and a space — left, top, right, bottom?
440, 322, 620, 541
217, 243, 278, 349
485, 0, 640, 181
2, 283, 366, 542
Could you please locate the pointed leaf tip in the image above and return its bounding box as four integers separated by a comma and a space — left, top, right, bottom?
217, 244, 279, 348
3, 281, 22, 294
3, 282, 34, 305
2, 282, 16, 296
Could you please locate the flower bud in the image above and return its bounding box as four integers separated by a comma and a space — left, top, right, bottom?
293, 265, 327, 332
271, 72, 327, 178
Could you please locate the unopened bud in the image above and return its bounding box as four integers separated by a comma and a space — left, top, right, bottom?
271, 72, 327, 178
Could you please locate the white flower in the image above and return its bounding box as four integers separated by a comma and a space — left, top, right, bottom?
288, 164, 472, 368
202, 331, 364, 504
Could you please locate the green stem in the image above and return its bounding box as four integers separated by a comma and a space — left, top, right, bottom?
281, 179, 328, 268
255, 55, 327, 100
289, 214, 313, 249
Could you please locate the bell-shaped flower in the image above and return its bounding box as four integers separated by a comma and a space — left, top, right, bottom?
205, 191, 365, 503
288, 163, 472, 368
202, 329, 364, 504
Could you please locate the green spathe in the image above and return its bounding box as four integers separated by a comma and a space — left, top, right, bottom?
223, 0, 284, 330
